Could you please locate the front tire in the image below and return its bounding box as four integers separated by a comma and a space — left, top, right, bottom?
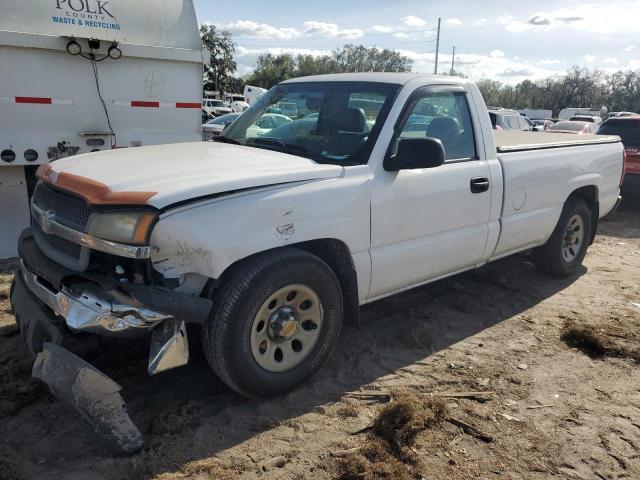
533, 197, 592, 277
203, 248, 343, 398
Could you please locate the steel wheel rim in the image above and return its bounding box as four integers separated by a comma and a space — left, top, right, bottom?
562, 214, 584, 262
250, 284, 323, 373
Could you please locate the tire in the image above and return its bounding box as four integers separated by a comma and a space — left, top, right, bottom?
203, 248, 343, 398
533, 197, 592, 278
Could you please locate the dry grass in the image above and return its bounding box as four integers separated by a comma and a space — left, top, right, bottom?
337, 393, 448, 480
335, 403, 360, 419
561, 320, 640, 363
0, 272, 13, 300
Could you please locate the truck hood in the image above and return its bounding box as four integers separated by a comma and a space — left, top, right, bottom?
44, 142, 344, 209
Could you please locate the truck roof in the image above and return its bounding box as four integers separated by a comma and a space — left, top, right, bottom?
495, 131, 621, 153
282, 72, 466, 85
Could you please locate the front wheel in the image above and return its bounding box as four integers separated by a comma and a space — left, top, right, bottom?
203, 248, 343, 398
533, 197, 592, 277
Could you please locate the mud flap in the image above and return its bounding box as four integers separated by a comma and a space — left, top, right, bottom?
32, 343, 144, 454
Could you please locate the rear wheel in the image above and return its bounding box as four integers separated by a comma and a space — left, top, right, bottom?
533, 197, 592, 277
203, 248, 343, 398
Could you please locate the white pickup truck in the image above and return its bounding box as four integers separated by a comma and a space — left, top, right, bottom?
11, 73, 623, 452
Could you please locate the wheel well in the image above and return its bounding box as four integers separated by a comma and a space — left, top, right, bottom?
568, 185, 599, 244
294, 239, 360, 328
205, 239, 360, 327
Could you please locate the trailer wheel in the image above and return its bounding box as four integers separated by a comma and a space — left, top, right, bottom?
203, 248, 343, 398
533, 197, 592, 278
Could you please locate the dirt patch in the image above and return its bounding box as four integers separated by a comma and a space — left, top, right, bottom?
0, 205, 639, 479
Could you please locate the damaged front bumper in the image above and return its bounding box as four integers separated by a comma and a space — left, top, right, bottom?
13, 231, 212, 375
11, 231, 213, 453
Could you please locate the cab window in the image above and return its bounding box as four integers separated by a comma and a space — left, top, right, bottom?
398, 91, 476, 161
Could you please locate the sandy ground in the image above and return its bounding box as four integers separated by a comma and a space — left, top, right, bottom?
0, 203, 639, 480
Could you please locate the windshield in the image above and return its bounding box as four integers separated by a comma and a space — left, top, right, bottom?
598, 121, 640, 145
222, 81, 400, 165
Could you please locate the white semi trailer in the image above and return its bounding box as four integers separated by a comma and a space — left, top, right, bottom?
0, 0, 204, 258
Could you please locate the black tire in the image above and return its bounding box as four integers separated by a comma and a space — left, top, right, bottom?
533, 197, 592, 277
203, 248, 343, 398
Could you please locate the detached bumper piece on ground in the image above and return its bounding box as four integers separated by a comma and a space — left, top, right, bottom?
32, 343, 144, 454
10, 231, 212, 453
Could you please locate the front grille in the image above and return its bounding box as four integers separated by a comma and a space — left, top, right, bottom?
32, 182, 93, 232
32, 222, 82, 260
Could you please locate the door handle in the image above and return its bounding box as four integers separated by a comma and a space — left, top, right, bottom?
470, 177, 490, 193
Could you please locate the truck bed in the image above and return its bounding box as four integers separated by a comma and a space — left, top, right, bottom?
495, 131, 620, 153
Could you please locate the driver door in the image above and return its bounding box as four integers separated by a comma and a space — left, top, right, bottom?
369, 86, 492, 299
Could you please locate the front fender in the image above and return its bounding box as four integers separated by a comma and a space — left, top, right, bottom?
149, 173, 372, 285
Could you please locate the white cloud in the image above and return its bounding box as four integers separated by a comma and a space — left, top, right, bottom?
371, 25, 394, 33
222, 20, 301, 40
628, 59, 640, 70
402, 15, 427, 27
582, 54, 596, 63
393, 32, 410, 39
475, 18, 487, 26
302, 21, 364, 39
447, 18, 463, 26
623, 45, 636, 52
490, 49, 506, 58
498, 15, 532, 33
500, 4, 640, 34
538, 59, 561, 65
603, 57, 619, 65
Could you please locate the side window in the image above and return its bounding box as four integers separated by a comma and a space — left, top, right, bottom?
517, 116, 530, 131
398, 91, 476, 161
504, 115, 519, 130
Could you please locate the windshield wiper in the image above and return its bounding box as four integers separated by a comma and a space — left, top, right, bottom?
213, 136, 241, 145
247, 137, 310, 156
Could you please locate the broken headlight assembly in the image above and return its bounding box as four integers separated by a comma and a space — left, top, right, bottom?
87, 211, 157, 245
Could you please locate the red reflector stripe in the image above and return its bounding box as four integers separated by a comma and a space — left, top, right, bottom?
176, 102, 202, 109
15, 97, 52, 104
131, 101, 160, 108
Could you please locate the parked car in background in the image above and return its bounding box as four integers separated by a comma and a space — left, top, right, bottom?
598, 117, 640, 198
608, 112, 639, 118
230, 101, 250, 113
246, 113, 293, 137
202, 113, 242, 140
488, 109, 531, 131
531, 119, 552, 131
203, 99, 233, 117
569, 115, 603, 126
548, 121, 597, 134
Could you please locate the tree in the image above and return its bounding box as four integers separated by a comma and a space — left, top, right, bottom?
246, 53, 297, 89
246, 45, 414, 89
200, 25, 237, 97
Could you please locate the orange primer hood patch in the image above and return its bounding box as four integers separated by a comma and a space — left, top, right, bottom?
37, 164, 157, 206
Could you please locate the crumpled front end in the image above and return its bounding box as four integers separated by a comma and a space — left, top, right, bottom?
11, 229, 212, 452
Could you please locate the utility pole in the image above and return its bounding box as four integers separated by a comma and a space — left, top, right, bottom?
434, 17, 441, 75
450, 46, 456, 75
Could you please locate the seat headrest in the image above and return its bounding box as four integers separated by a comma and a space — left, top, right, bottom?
337, 107, 367, 133
427, 116, 460, 139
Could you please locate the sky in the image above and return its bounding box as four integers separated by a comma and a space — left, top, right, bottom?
193, 0, 640, 83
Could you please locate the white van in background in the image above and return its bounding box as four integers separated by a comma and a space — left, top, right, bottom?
244, 85, 268, 105
0, 0, 204, 258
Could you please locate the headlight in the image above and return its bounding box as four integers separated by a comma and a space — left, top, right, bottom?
88, 211, 157, 245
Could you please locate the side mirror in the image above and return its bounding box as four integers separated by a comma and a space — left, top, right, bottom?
384, 137, 446, 172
